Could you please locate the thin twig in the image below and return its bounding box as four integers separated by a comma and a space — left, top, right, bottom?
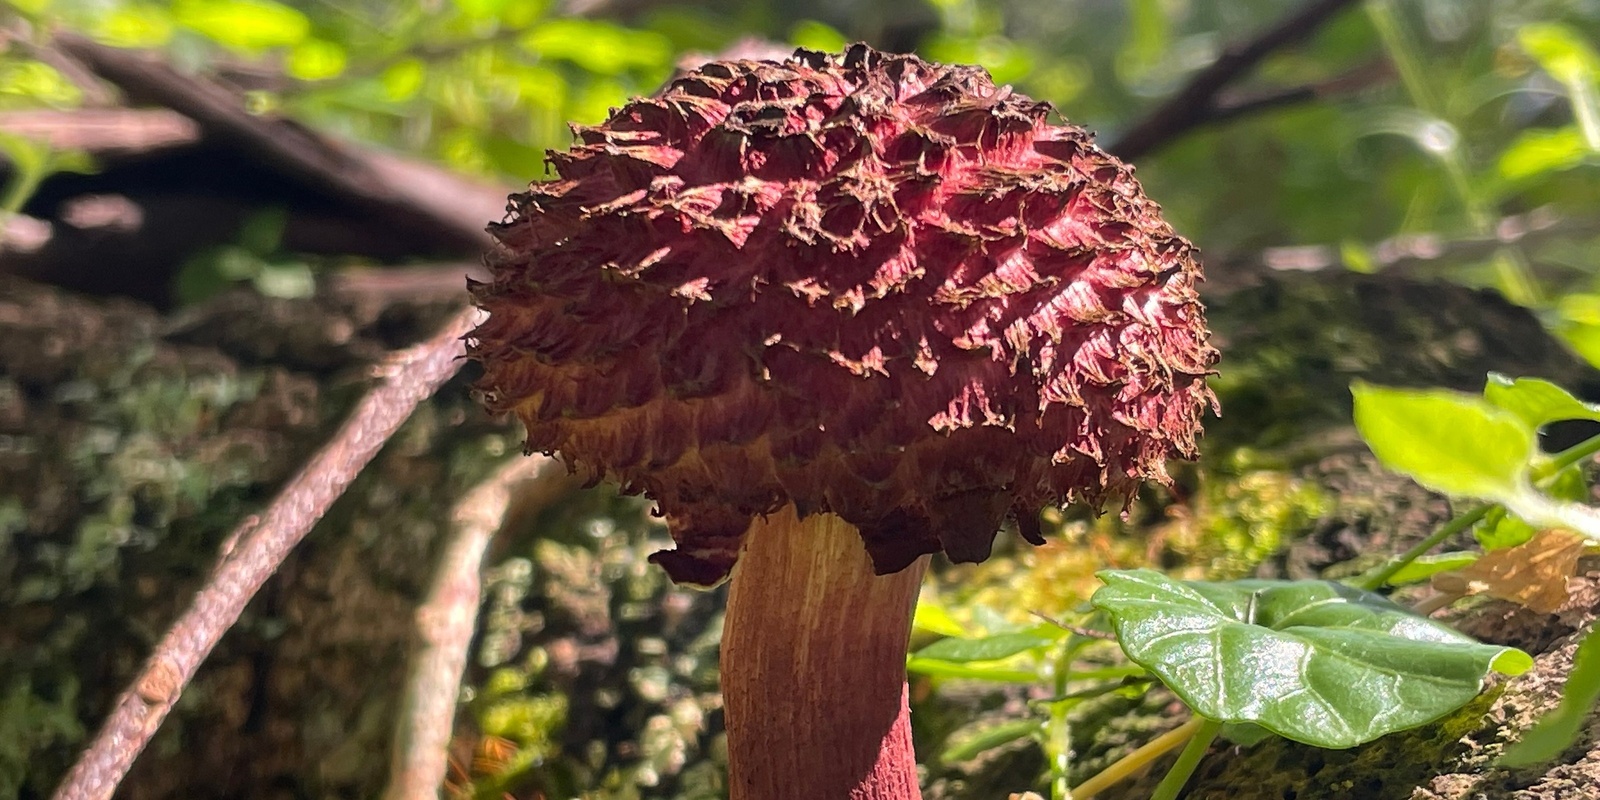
1199, 58, 1393, 127
1109, 0, 1363, 160
52, 305, 484, 800
384, 456, 565, 800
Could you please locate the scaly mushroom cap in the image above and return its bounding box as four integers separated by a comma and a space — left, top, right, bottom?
470, 44, 1218, 585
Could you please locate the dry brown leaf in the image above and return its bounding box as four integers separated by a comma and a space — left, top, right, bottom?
1431, 529, 1588, 614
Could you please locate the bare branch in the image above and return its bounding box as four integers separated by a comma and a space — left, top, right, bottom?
1198, 59, 1393, 128
52, 305, 484, 800
1109, 0, 1364, 161
384, 456, 570, 800
1206, 206, 1600, 295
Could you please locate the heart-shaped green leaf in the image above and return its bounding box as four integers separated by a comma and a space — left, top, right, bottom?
1352, 382, 1534, 503
1484, 374, 1600, 431
1092, 569, 1531, 749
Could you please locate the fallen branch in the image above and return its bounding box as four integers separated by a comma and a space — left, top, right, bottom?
1109, 0, 1363, 160
51, 32, 501, 253
52, 304, 483, 800
384, 455, 568, 800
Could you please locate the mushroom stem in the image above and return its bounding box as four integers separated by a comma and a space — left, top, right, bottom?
722, 505, 929, 800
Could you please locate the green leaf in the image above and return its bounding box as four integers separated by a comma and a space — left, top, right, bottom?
1519, 23, 1600, 85
939, 718, 1040, 763
905, 658, 1038, 683
1092, 569, 1530, 749
1501, 627, 1600, 767
381, 59, 426, 103
1498, 127, 1590, 181
1386, 552, 1482, 585
1484, 374, 1600, 431
173, 0, 309, 52
521, 20, 672, 75
912, 599, 968, 638
1220, 723, 1274, 747
92, 4, 175, 49
912, 630, 1058, 663
1352, 382, 1534, 503
287, 39, 347, 81
790, 20, 850, 53
1476, 507, 1538, 550
1519, 23, 1600, 151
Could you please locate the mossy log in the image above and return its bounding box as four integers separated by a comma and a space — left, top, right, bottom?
3, 269, 1599, 800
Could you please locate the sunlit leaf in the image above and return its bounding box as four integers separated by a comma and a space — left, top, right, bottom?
905, 658, 1038, 683
939, 718, 1039, 763
1352, 382, 1534, 503
381, 59, 426, 103
1477, 506, 1539, 550
522, 19, 671, 76
912, 630, 1059, 663
1093, 569, 1531, 748
1518, 23, 1600, 151
1385, 551, 1481, 585
1518, 23, 1600, 85
173, 0, 310, 51
1498, 128, 1590, 181
0, 61, 83, 108
287, 39, 347, 81
912, 599, 968, 638
1484, 374, 1600, 432
93, 4, 175, 49
790, 20, 849, 53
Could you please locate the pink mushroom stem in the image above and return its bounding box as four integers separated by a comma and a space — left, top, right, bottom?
722, 506, 929, 800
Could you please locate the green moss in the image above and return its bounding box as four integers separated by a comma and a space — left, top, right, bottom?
1165, 468, 1328, 579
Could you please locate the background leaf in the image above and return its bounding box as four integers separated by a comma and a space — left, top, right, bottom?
1352, 382, 1535, 503
911, 630, 1059, 663
1484, 374, 1600, 431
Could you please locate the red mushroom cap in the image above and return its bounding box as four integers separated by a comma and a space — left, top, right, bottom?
469, 44, 1218, 585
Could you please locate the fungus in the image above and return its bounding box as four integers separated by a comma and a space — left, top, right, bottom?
469, 44, 1216, 800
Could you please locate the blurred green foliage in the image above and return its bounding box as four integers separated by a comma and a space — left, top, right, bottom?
5, 0, 1600, 317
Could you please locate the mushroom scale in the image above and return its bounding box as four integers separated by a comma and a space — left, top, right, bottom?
469, 43, 1218, 585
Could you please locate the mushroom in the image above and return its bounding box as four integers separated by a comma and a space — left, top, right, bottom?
468, 44, 1216, 800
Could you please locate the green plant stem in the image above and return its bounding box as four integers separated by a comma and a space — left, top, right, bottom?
1546, 431, 1600, 474
1149, 717, 1223, 800
1359, 504, 1490, 591
1360, 429, 1600, 592
1069, 717, 1202, 799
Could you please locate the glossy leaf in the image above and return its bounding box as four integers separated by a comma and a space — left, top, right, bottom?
1093, 569, 1531, 748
